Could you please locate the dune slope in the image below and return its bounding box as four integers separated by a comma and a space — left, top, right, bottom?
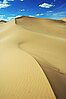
0, 16, 66, 99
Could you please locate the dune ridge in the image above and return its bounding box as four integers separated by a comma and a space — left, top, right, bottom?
0, 16, 66, 99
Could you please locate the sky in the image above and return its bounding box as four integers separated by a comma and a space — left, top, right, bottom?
0, 0, 66, 21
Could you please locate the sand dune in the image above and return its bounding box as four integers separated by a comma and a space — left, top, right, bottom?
0, 20, 7, 24
0, 16, 66, 99
61, 18, 66, 22
15, 16, 66, 39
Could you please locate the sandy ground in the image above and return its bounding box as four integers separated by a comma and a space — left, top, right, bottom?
0, 16, 66, 99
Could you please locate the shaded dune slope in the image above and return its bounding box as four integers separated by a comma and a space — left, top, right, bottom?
0, 16, 66, 99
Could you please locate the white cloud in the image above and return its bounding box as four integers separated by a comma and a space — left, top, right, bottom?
29, 15, 35, 17
0, 3, 10, 8
39, 3, 55, 8
20, 0, 24, 1
36, 14, 40, 16
3, 0, 8, 4
8, 0, 14, 1
40, 13, 44, 15
0, 0, 10, 9
47, 11, 53, 13
16, 15, 22, 18
20, 9, 25, 11
36, 13, 44, 16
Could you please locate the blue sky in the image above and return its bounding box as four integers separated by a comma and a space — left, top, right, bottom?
0, 0, 66, 21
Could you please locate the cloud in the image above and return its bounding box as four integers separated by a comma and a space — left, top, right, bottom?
0, 0, 10, 9
39, 3, 55, 8
3, 0, 8, 4
16, 15, 22, 17
20, 9, 25, 11
8, 0, 14, 1
47, 11, 53, 13
0, 3, 10, 9
54, 0, 56, 2
36, 13, 44, 16
20, 0, 24, 1
29, 15, 35, 17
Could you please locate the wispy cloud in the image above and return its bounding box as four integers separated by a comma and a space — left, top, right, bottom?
39, 3, 55, 8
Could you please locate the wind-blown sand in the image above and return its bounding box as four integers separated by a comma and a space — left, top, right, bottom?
0, 16, 66, 99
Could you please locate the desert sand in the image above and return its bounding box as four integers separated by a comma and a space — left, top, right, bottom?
0, 16, 66, 99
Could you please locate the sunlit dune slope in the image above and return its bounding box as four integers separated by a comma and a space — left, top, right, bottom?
0, 16, 66, 99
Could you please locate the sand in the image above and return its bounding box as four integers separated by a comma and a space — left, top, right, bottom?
0, 16, 66, 99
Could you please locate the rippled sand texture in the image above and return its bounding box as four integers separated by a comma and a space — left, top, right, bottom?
0, 16, 66, 99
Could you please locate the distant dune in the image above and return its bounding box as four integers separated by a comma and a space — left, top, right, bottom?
61, 18, 66, 22
15, 16, 66, 39
0, 20, 7, 24
0, 16, 66, 99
